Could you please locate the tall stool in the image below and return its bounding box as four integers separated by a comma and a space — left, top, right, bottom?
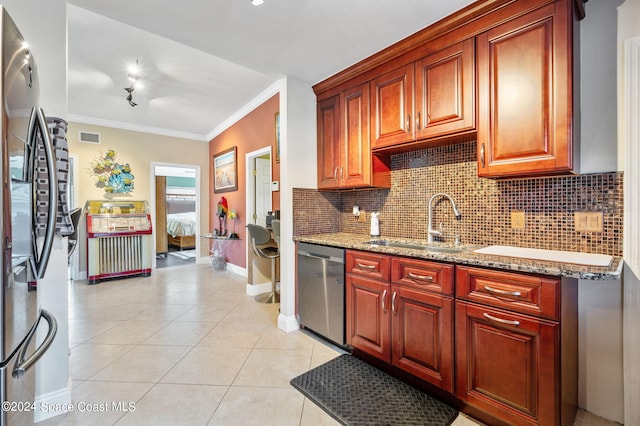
247, 224, 280, 303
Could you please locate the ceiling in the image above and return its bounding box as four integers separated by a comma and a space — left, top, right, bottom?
67, 0, 476, 141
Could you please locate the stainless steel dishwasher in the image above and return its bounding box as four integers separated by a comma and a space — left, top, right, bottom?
297, 243, 345, 346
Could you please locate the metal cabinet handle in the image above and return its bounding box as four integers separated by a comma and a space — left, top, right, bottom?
416, 111, 421, 131
334, 167, 339, 183
484, 285, 522, 297
382, 289, 388, 313
12, 309, 58, 378
480, 143, 486, 168
357, 263, 376, 270
408, 272, 433, 282
340, 167, 344, 183
392, 291, 397, 315
483, 312, 520, 326
406, 114, 411, 133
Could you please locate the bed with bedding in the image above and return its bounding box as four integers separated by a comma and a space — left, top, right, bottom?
167, 211, 196, 249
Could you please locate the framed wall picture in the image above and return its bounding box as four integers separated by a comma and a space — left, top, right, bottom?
213, 146, 238, 193
275, 112, 281, 163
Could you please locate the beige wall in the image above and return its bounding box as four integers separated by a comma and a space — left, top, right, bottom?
67, 122, 211, 270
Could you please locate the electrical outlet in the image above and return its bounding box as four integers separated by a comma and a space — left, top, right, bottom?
511, 211, 525, 229
575, 211, 603, 232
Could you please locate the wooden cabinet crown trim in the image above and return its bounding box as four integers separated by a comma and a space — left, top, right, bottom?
313, 0, 586, 96
313, 0, 517, 95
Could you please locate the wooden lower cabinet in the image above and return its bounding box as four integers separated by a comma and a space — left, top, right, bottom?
346, 252, 578, 426
346, 274, 391, 361
455, 301, 559, 425
455, 266, 578, 426
391, 285, 453, 392
346, 250, 454, 392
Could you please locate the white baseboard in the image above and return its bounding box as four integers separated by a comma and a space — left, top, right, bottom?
226, 262, 248, 277
34, 378, 72, 423
245, 281, 272, 296
278, 313, 300, 333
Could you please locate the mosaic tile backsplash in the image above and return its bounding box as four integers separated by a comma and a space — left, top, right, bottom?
293, 142, 623, 257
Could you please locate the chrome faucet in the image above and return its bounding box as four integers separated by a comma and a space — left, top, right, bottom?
427, 193, 461, 243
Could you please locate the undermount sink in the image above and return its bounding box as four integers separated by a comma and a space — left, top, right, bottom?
364, 239, 466, 253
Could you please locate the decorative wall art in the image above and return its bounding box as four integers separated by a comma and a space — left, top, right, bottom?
213, 146, 238, 193
89, 149, 135, 195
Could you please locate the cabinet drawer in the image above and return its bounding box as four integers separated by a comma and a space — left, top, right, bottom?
346, 251, 390, 281
391, 257, 454, 295
456, 266, 560, 320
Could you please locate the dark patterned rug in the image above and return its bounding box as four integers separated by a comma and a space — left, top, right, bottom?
290, 354, 458, 426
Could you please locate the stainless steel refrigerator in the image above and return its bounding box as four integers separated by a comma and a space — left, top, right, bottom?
1, 7, 58, 426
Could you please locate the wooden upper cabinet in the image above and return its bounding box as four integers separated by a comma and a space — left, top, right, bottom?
477, 2, 576, 177
317, 82, 388, 190
371, 65, 414, 149
371, 39, 475, 151
342, 83, 371, 187
317, 94, 341, 188
415, 39, 475, 141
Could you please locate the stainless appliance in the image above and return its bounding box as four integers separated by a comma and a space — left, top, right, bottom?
297, 243, 345, 346
1, 8, 58, 426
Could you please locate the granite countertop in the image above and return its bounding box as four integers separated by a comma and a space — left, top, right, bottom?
294, 233, 623, 280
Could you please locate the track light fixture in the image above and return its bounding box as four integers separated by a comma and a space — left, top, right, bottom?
124, 59, 141, 107
124, 86, 137, 107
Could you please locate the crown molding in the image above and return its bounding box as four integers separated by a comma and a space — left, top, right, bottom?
205, 79, 283, 142
68, 113, 208, 141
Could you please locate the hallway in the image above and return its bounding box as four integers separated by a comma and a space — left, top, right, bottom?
44, 264, 341, 425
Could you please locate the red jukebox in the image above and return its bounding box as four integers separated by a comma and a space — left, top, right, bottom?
85, 200, 153, 284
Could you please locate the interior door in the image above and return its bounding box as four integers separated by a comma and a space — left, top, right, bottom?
254, 157, 271, 227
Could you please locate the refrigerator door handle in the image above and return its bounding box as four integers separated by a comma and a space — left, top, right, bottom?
11, 309, 58, 379
25, 107, 38, 181
32, 107, 58, 280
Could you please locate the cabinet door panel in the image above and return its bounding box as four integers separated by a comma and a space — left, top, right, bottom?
477, 3, 573, 177
456, 301, 558, 426
371, 65, 414, 148
392, 286, 453, 392
346, 275, 391, 362
317, 94, 341, 188
342, 83, 370, 187
416, 39, 475, 139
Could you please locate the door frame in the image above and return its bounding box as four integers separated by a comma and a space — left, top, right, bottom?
245, 146, 272, 229
150, 161, 201, 269
245, 146, 272, 291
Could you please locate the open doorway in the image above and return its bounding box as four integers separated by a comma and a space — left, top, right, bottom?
246, 147, 272, 228
151, 163, 200, 269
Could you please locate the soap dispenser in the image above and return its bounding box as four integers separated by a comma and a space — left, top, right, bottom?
370, 212, 380, 237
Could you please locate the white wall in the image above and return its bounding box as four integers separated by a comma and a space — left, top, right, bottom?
577, 1, 625, 422
580, 0, 623, 173
277, 77, 317, 333
618, 1, 640, 425
1, 0, 71, 422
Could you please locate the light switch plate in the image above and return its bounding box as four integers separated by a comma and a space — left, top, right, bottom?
574, 211, 603, 232
511, 211, 525, 229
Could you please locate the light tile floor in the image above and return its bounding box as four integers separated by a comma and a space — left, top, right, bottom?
41, 263, 619, 425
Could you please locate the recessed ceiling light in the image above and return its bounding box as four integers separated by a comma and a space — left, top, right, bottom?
251, 0, 264, 6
